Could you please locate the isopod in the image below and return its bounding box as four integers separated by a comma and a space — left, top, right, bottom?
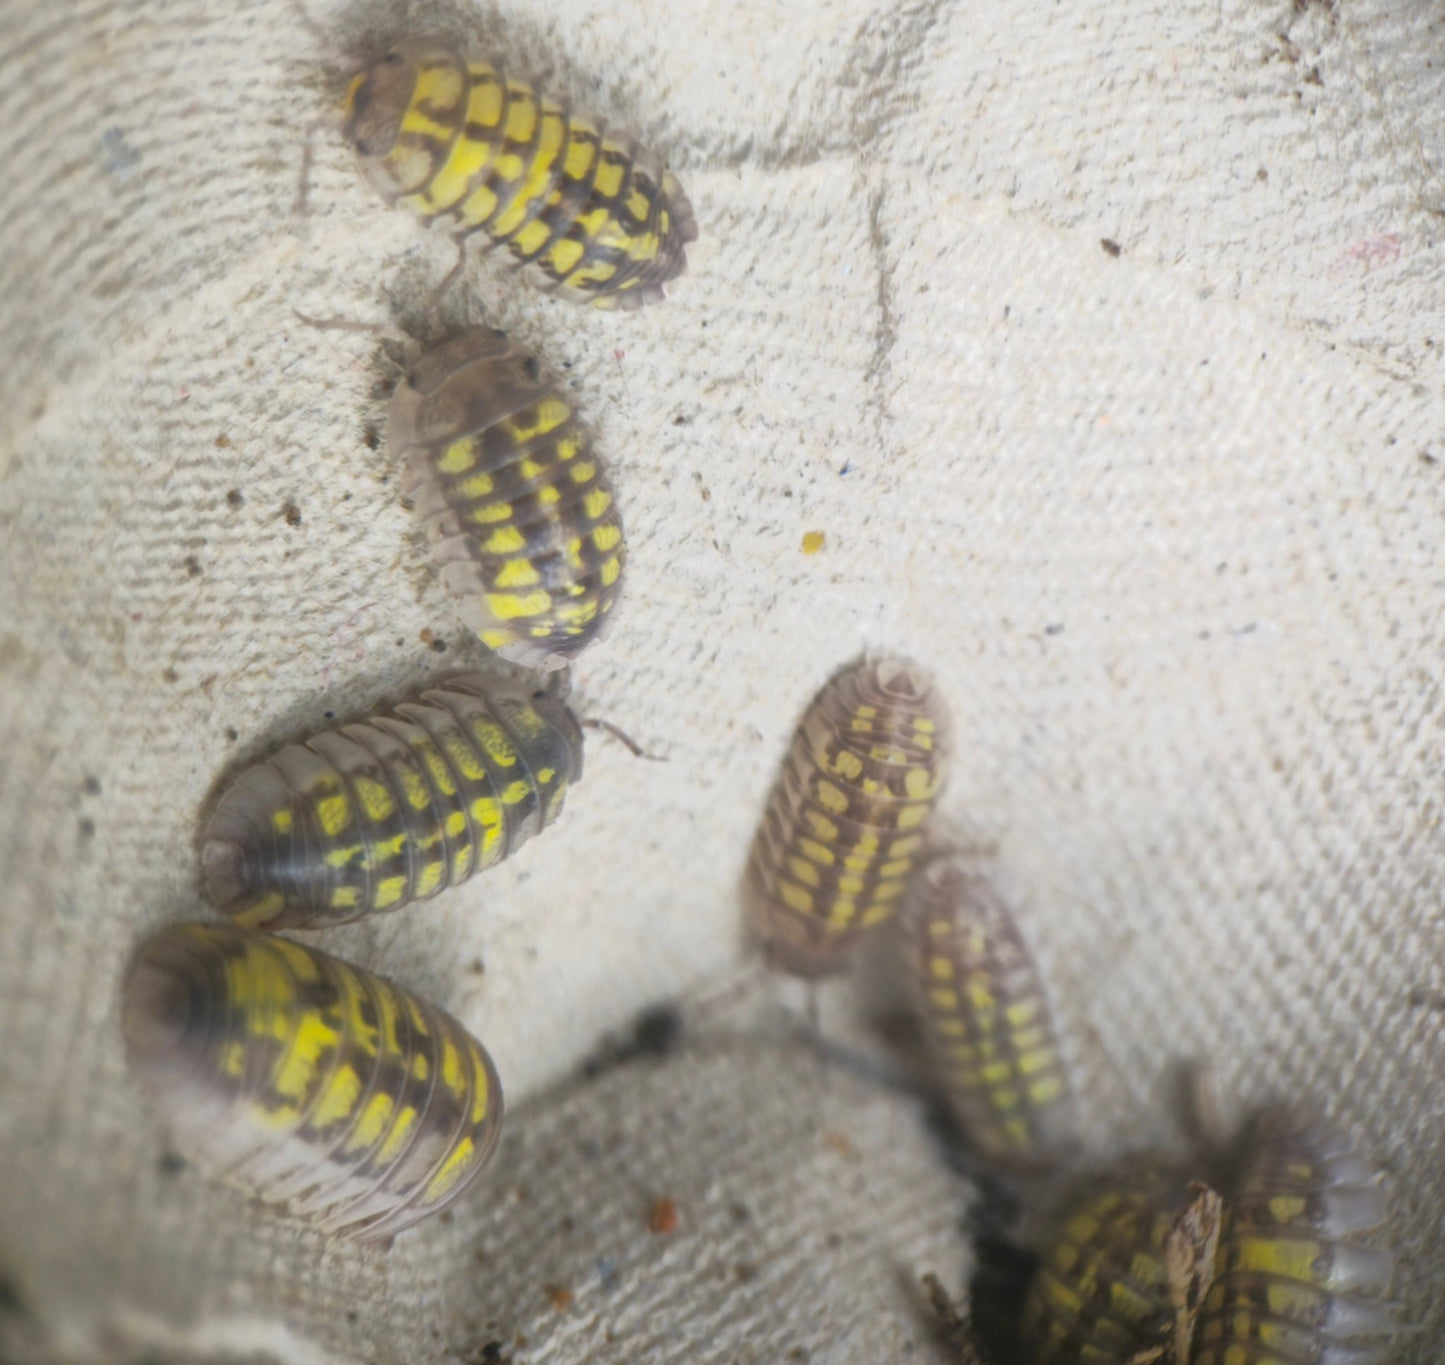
1195, 1108, 1406, 1365
122, 922, 503, 1243
744, 656, 949, 977
201, 671, 582, 930
391, 328, 624, 668
342, 40, 696, 309
905, 856, 1072, 1165
1023, 1162, 1218, 1365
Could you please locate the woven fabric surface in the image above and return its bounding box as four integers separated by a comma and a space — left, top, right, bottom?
0, 0, 1441, 1360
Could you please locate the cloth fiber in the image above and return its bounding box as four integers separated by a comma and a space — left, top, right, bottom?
0, 0, 1441, 1359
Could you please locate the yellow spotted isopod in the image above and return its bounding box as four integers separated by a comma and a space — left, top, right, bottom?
343, 40, 697, 309
744, 656, 950, 977
1196, 1108, 1406, 1365
904, 856, 1073, 1167
1022, 1161, 1209, 1365
201, 671, 582, 931
122, 922, 503, 1243
392, 329, 625, 668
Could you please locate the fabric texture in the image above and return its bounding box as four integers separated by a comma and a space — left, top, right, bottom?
0, 0, 1441, 1359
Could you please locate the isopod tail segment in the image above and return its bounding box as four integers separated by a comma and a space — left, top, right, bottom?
296, 315, 628, 671
1194, 1106, 1414, 1365
324, 38, 696, 310
199, 668, 584, 931
742, 654, 951, 979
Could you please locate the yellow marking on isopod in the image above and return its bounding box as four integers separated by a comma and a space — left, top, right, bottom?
487, 558, 542, 593
804, 811, 838, 842
1268, 1194, 1308, 1223
511, 219, 551, 255
272, 808, 293, 833
546, 237, 586, 276
471, 501, 516, 525
459, 184, 498, 225
460, 473, 495, 499
308, 1063, 362, 1130
591, 523, 622, 553
1028, 1075, 1065, 1105
829, 748, 863, 780
930, 956, 955, 981
272, 1011, 339, 1099
232, 891, 287, 928
373, 875, 408, 909
416, 860, 446, 897
324, 843, 362, 869
968, 981, 997, 1011
501, 779, 531, 805
439, 438, 476, 473
481, 526, 526, 555
419, 126, 498, 213
412, 1053, 429, 1081
371, 981, 403, 1055
787, 856, 821, 888
904, 767, 937, 798
568, 460, 597, 484
400, 107, 456, 145
330, 886, 360, 909
346, 1092, 394, 1152
896, 803, 930, 830
814, 780, 848, 814
469, 1043, 491, 1122
354, 777, 394, 821
828, 897, 858, 927
600, 556, 621, 587
413, 62, 465, 112
316, 793, 351, 836
555, 434, 582, 462
779, 881, 813, 914
470, 721, 516, 766
487, 590, 552, 619
582, 487, 612, 520
453, 843, 474, 877
470, 796, 503, 855
443, 736, 487, 782
537, 485, 561, 507
796, 837, 834, 867
861, 903, 892, 927
440, 1036, 464, 1094
422, 1134, 477, 1201
931, 988, 959, 1010
221, 1041, 246, 1077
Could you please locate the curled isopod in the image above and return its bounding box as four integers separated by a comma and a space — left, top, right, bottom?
1023, 1161, 1220, 1365
201, 671, 582, 930
122, 922, 502, 1243
744, 656, 949, 977
904, 856, 1073, 1166
1195, 1107, 1408, 1365
342, 40, 696, 309
391, 328, 625, 668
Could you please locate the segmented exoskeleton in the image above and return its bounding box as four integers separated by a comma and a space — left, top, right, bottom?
343, 40, 696, 309
1195, 1108, 1406, 1365
744, 656, 949, 977
392, 328, 624, 668
905, 856, 1072, 1166
201, 672, 582, 930
122, 922, 503, 1243
1023, 1162, 1210, 1365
